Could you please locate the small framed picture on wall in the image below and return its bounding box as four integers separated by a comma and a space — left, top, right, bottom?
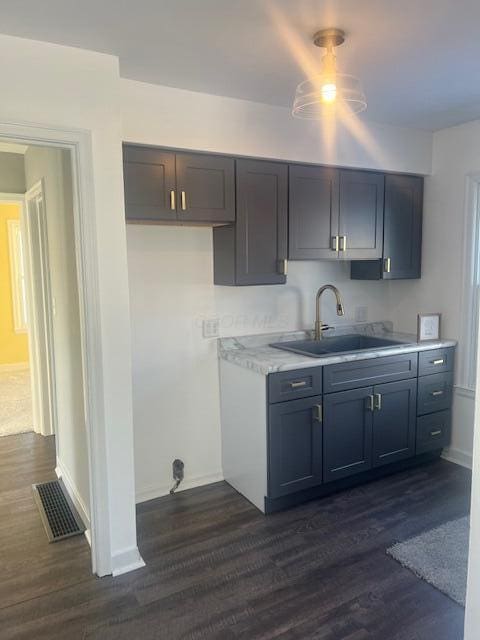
417, 313, 441, 342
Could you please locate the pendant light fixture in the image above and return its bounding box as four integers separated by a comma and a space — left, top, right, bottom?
292, 28, 367, 119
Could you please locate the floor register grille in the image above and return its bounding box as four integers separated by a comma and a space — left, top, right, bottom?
32, 479, 85, 542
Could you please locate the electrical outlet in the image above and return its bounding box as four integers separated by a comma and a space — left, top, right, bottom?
355, 306, 368, 323
202, 317, 219, 338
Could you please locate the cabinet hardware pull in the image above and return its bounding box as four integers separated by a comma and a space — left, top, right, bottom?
431, 390, 444, 397
290, 380, 307, 389
339, 235, 347, 252
374, 393, 382, 410
366, 395, 374, 412
181, 190, 187, 211
278, 259, 288, 275
384, 257, 391, 273
332, 235, 339, 252
431, 358, 445, 365
430, 430, 442, 436
313, 404, 323, 423
170, 190, 176, 211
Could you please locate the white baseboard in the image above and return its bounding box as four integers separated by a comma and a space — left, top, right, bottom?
136, 471, 224, 504
0, 362, 29, 372
55, 459, 91, 536
111, 546, 145, 577
442, 447, 473, 469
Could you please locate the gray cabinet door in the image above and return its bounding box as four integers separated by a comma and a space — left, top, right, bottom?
382, 174, 423, 279
235, 159, 288, 285
372, 379, 417, 467
123, 145, 177, 222
289, 165, 339, 259
175, 152, 235, 223
350, 174, 423, 280
268, 395, 323, 498
339, 170, 384, 260
323, 387, 374, 482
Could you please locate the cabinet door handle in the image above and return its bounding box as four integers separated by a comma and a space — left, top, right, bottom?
430, 429, 442, 437
431, 358, 445, 365
313, 404, 323, 423
384, 257, 391, 273
181, 190, 187, 211
278, 259, 288, 275
373, 393, 382, 410
290, 380, 307, 389
366, 395, 374, 412
431, 390, 444, 397
339, 235, 347, 252
170, 190, 176, 211
331, 235, 339, 252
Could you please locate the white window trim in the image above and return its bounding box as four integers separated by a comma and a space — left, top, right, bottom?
7, 217, 28, 334
458, 173, 480, 392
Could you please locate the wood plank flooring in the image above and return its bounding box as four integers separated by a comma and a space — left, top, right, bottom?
0, 432, 471, 639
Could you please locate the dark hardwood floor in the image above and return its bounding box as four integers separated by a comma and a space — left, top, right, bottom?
0, 433, 471, 640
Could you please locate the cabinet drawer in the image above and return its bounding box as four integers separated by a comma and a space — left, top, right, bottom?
416, 410, 451, 454
323, 353, 418, 394
268, 368, 322, 403
418, 348, 454, 377
417, 372, 453, 415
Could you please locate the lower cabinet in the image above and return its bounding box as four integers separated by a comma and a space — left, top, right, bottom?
323, 378, 417, 482
372, 379, 417, 467
268, 395, 323, 498
264, 348, 454, 509
323, 387, 373, 482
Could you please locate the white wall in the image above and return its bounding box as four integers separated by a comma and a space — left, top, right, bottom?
385, 120, 480, 469
0, 34, 140, 576
121, 78, 433, 502
0, 152, 25, 193
24, 146, 90, 527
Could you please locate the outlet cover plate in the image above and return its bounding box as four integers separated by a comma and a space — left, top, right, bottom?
202, 317, 219, 338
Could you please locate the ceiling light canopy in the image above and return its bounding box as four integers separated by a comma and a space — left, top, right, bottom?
292, 28, 367, 119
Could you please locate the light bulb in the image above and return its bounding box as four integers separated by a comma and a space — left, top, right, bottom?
321, 83, 337, 103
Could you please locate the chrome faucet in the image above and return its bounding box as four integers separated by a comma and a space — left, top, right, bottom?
314, 284, 345, 340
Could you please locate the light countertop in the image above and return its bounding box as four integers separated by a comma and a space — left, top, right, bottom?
217, 321, 456, 376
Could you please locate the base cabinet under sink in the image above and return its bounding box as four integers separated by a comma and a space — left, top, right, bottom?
220, 346, 455, 514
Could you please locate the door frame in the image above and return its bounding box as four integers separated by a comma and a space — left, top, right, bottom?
22, 182, 58, 439
0, 123, 111, 576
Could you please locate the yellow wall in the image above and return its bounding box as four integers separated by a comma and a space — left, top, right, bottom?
0, 203, 29, 365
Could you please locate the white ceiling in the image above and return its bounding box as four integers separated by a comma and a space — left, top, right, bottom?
2, 0, 480, 131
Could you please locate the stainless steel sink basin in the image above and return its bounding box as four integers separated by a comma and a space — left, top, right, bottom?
270, 334, 404, 358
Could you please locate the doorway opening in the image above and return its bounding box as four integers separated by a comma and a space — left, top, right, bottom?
0, 141, 93, 585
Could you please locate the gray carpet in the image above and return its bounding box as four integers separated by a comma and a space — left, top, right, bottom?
387, 516, 469, 606
0, 369, 33, 437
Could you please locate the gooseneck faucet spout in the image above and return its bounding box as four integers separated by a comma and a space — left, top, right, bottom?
315, 284, 345, 340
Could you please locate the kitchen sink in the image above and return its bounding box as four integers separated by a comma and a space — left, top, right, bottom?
270, 334, 404, 358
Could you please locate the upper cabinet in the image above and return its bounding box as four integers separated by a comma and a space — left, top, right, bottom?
351, 174, 423, 280
213, 159, 288, 286
123, 143, 424, 286
289, 165, 339, 260
123, 145, 235, 224
289, 166, 384, 261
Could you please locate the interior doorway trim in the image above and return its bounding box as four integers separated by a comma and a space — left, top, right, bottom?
0, 123, 111, 576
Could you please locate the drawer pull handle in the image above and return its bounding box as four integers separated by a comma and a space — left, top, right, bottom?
332, 235, 339, 252
430, 430, 442, 437
431, 358, 445, 365
170, 189, 176, 210
373, 393, 382, 411
313, 404, 322, 423
384, 257, 391, 273
431, 390, 444, 397
181, 190, 187, 211
339, 235, 347, 252
290, 380, 307, 389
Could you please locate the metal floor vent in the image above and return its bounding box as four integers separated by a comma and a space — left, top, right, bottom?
32, 479, 85, 542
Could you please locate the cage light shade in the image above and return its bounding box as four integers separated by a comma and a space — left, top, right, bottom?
292, 73, 367, 119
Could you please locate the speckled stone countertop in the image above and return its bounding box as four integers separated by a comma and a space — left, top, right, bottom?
217, 321, 457, 376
